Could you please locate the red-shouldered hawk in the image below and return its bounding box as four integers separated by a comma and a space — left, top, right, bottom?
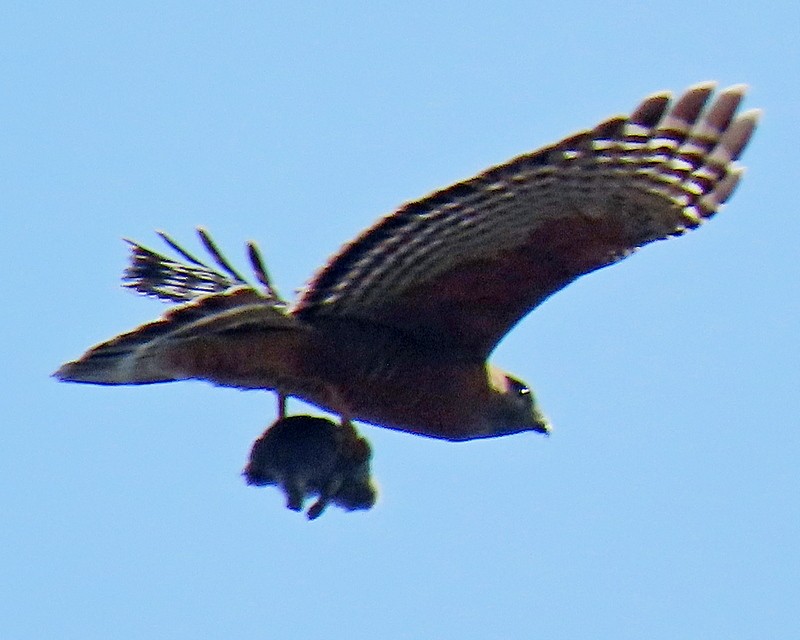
56, 83, 759, 518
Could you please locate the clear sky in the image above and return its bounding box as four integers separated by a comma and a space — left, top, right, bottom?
2, 3, 798, 639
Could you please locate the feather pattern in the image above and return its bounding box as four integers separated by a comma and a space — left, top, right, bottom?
291, 83, 758, 353
123, 228, 285, 306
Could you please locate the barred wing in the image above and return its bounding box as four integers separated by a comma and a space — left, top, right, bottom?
293, 83, 759, 357
124, 228, 285, 306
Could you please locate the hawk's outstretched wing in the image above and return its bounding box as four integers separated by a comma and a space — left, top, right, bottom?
293, 83, 759, 356
123, 228, 284, 305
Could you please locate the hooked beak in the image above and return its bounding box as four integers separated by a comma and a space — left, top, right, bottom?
531, 410, 552, 436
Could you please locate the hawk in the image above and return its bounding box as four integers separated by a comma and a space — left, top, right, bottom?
56, 83, 759, 517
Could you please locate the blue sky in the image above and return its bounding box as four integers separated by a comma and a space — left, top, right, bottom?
2, 3, 798, 639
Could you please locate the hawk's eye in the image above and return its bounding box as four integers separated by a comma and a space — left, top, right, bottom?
506, 376, 532, 405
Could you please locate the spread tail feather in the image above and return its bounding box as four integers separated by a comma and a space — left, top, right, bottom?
54, 288, 302, 385
54, 343, 174, 385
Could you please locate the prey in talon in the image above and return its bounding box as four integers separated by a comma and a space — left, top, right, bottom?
243, 415, 377, 520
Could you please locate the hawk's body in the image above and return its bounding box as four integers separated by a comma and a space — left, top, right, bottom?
56, 83, 759, 444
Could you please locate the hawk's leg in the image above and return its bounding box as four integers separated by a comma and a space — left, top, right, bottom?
276, 391, 287, 419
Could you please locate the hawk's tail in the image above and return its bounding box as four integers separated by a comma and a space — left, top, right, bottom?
53, 328, 175, 385
54, 288, 300, 385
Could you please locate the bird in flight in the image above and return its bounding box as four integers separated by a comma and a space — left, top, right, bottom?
56, 82, 759, 518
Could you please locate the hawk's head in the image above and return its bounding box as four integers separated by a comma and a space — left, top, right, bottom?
485, 366, 551, 438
